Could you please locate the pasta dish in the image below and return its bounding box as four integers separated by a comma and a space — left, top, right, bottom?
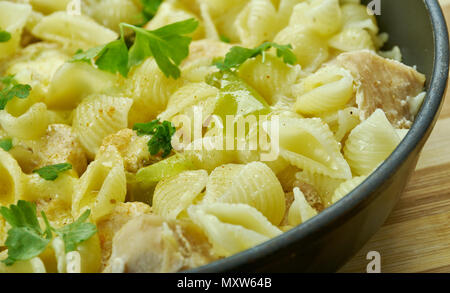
0, 0, 426, 273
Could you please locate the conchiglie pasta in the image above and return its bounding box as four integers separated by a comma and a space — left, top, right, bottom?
235, 0, 279, 48
0, 103, 50, 140
287, 187, 317, 226
83, 0, 142, 32
50, 234, 101, 273
72, 146, 127, 222
0, 2, 32, 60
331, 175, 367, 204
153, 170, 208, 219
72, 95, 133, 158
29, 0, 71, 14
145, 0, 204, 39
187, 203, 282, 257
329, 28, 375, 52
293, 66, 354, 115
47, 62, 119, 110
238, 54, 303, 105
203, 162, 286, 225
344, 109, 401, 176
0, 254, 46, 273
341, 2, 379, 36
22, 173, 77, 204
0, 149, 25, 205
126, 58, 182, 126
275, 117, 352, 179
295, 170, 344, 207
32, 12, 118, 51
289, 0, 342, 36
274, 25, 329, 72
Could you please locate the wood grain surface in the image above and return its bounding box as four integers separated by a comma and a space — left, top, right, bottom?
339, 0, 450, 273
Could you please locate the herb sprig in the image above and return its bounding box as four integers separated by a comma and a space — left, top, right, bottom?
70, 18, 199, 79
215, 42, 297, 72
140, 0, 163, 24
133, 119, 176, 158
0, 201, 96, 265
33, 163, 73, 181
0, 138, 12, 151
0, 75, 31, 110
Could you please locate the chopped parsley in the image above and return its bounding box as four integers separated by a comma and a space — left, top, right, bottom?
215, 42, 297, 72
0, 138, 12, 151
0, 75, 32, 110
70, 18, 199, 79
0, 201, 96, 266
133, 119, 176, 158
219, 34, 231, 44
33, 163, 73, 181
140, 0, 163, 23
0, 30, 11, 43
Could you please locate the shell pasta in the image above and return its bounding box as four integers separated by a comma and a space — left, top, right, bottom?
0, 0, 426, 272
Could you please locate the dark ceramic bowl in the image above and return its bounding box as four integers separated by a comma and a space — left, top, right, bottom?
191, 0, 450, 272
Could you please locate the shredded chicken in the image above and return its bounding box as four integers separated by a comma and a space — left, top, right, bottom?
103, 214, 216, 273
99, 129, 152, 173
334, 50, 426, 128
293, 180, 324, 212
96, 202, 153, 270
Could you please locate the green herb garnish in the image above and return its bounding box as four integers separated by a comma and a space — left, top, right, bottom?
0, 30, 11, 43
133, 119, 176, 158
0, 201, 97, 265
219, 34, 231, 44
141, 0, 163, 23
33, 163, 72, 181
70, 18, 199, 79
215, 42, 297, 72
0, 138, 13, 151
0, 75, 31, 110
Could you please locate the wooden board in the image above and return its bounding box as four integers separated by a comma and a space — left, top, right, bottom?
339, 0, 450, 273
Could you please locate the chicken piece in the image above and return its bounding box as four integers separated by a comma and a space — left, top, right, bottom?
334, 50, 426, 128
103, 214, 216, 273
99, 129, 152, 173
37, 124, 87, 176
97, 202, 152, 269
293, 180, 325, 212
183, 39, 232, 67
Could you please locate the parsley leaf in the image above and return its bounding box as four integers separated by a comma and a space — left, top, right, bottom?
141, 0, 163, 23
95, 39, 130, 77
54, 210, 97, 253
33, 163, 72, 181
69, 19, 198, 79
0, 138, 12, 151
0, 201, 52, 265
0, 30, 11, 43
0, 201, 97, 265
0, 75, 32, 110
215, 42, 297, 72
220, 34, 231, 44
133, 119, 176, 158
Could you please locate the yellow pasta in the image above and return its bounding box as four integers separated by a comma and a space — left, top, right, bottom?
0, 149, 25, 205
276, 117, 352, 179
72, 146, 127, 221
0, 1, 32, 60
72, 95, 133, 158
293, 66, 354, 115
331, 175, 367, 204
32, 12, 118, 51
203, 162, 286, 225
344, 109, 401, 176
0, 103, 49, 140
287, 187, 317, 226
187, 203, 282, 257
153, 170, 208, 219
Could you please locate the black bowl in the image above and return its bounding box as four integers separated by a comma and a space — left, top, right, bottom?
191, 0, 450, 273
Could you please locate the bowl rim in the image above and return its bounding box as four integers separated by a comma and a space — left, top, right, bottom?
191, 0, 450, 272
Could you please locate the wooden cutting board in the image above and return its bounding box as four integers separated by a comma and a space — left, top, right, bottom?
340, 0, 450, 273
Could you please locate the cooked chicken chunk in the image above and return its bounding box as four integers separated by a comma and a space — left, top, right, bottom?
103, 214, 216, 273
97, 202, 152, 269
99, 129, 152, 173
334, 50, 426, 128
37, 124, 88, 176
294, 180, 324, 212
